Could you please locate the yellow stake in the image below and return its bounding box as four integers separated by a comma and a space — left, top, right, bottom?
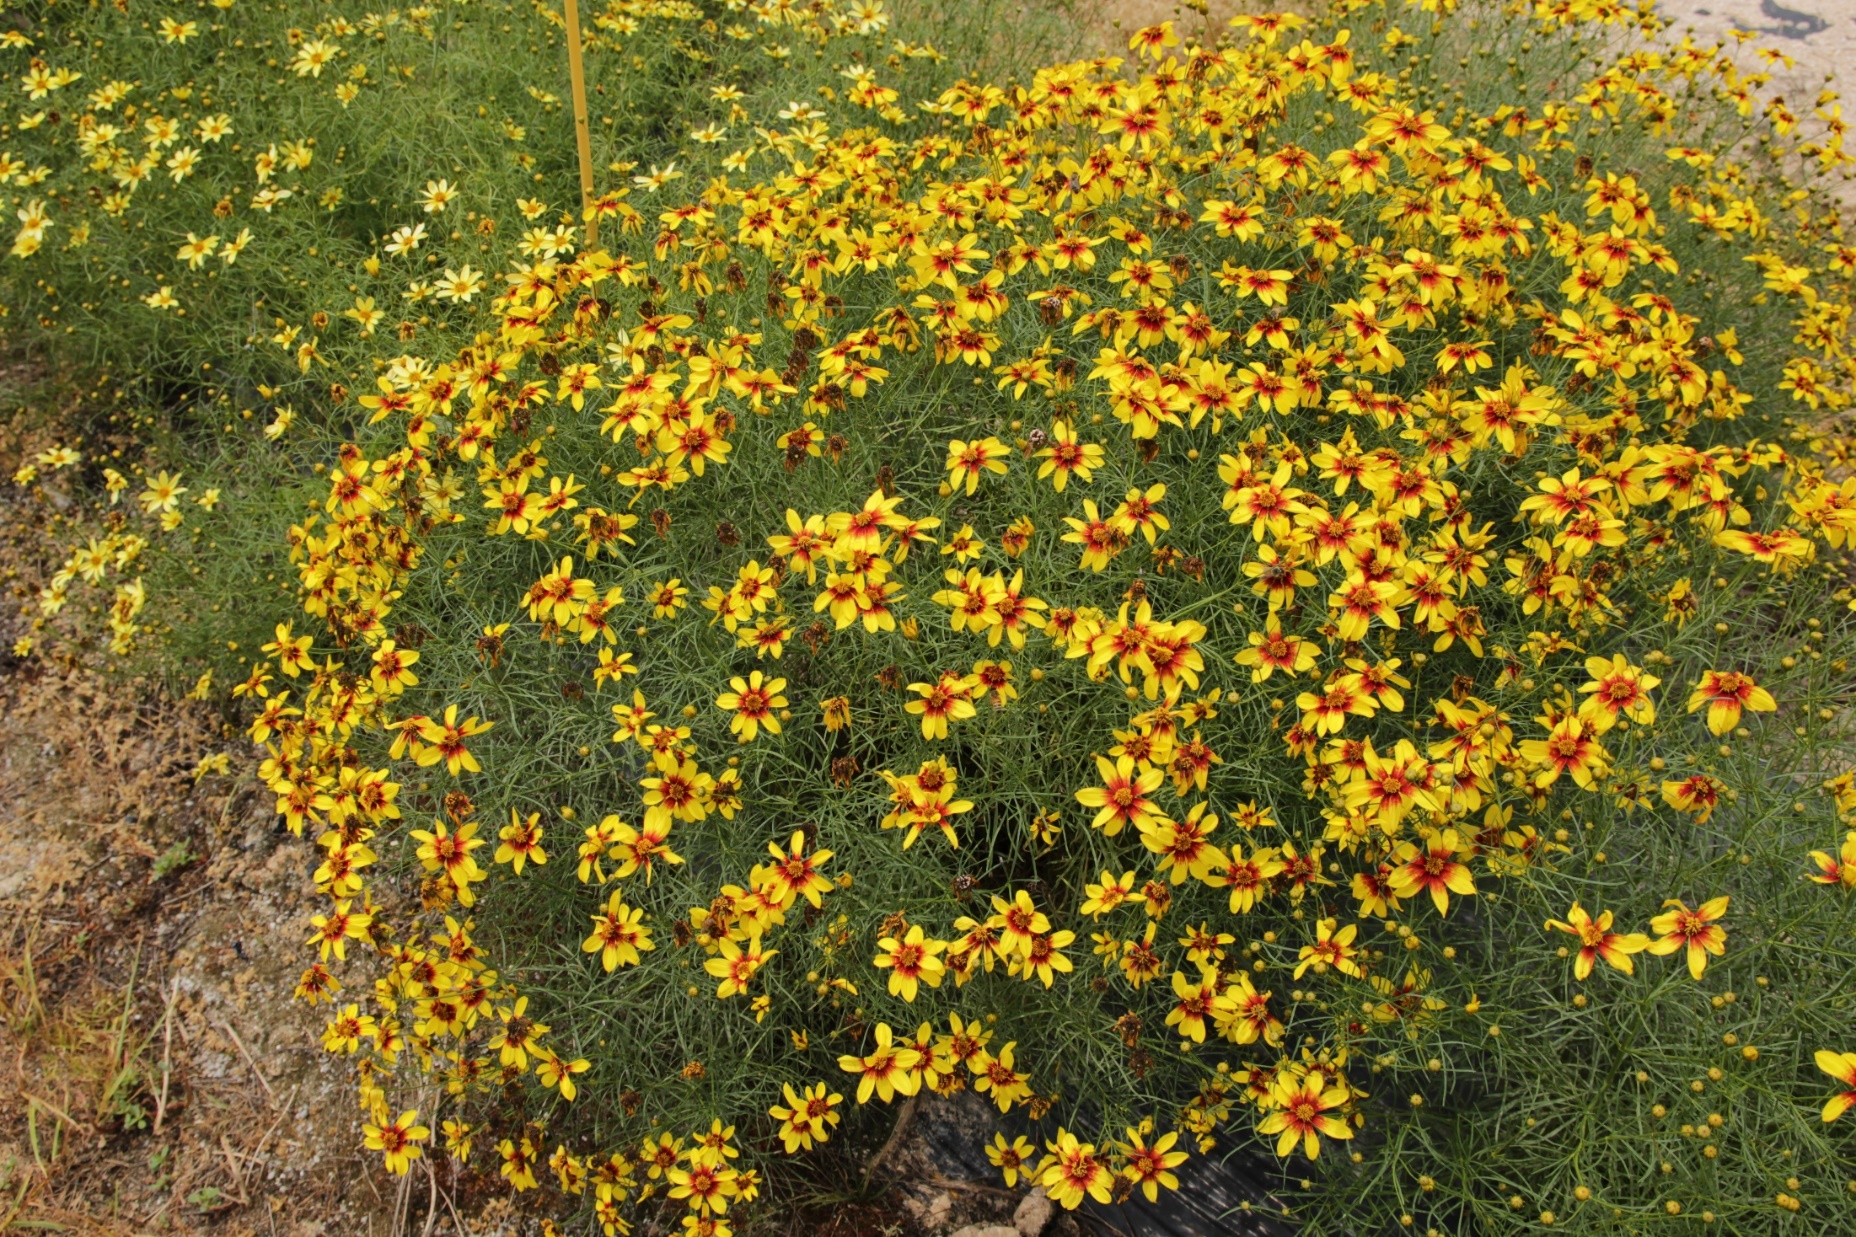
562, 0, 597, 250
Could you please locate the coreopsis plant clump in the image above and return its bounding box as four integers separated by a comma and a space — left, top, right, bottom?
255, 1, 1856, 1230
16, 0, 1856, 1232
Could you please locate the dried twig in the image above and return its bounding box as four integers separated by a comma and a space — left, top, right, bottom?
360, 1157, 384, 1206
421, 1153, 440, 1237
220, 1133, 250, 1207
21, 1089, 87, 1134
153, 979, 181, 1135
439, 1160, 466, 1235
860, 1091, 920, 1190
221, 1103, 290, 1209
250, 1097, 291, 1161
146, 1149, 199, 1228
0, 1175, 36, 1233
390, 1157, 414, 1237
213, 1018, 276, 1104
924, 1173, 1018, 1198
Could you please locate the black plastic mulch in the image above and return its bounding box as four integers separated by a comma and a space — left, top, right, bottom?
913, 1094, 1296, 1236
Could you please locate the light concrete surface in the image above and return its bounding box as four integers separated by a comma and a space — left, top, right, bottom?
1643, 0, 1855, 203
1087, 0, 1856, 203
1091, 0, 1856, 91
1659, 0, 1856, 92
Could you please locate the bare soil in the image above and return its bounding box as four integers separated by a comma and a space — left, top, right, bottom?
0, 359, 391, 1235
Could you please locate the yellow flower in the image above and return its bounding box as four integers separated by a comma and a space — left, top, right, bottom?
872, 924, 946, 1002
715, 670, 788, 742
363, 1110, 429, 1175
1258, 1068, 1354, 1160
835, 1022, 921, 1104
944, 435, 1010, 494
137, 469, 187, 514
1646, 896, 1729, 980
1686, 670, 1775, 735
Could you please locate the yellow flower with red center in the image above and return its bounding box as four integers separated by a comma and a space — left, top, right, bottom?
973, 1040, 1031, 1112
944, 435, 1010, 494
1059, 497, 1131, 571
1546, 902, 1650, 979
1687, 669, 1775, 735
1206, 843, 1286, 914
1808, 832, 1856, 888
760, 830, 833, 908
1815, 1051, 1856, 1123
641, 752, 714, 828
971, 657, 1017, 706
488, 995, 549, 1070
704, 933, 775, 998
904, 674, 977, 739
1164, 965, 1219, 1042
1120, 1126, 1188, 1202
714, 670, 788, 742
1294, 916, 1364, 979
985, 1132, 1037, 1187
1350, 865, 1402, 920
494, 808, 548, 874
990, 890, 1050, 958
1034, 420, 1103, 491
1715, 526, 1812, 564
1647, 896, 1729, 979
835, 1022, 921, 1104
666, 1159, 738, 1216
1577, 653, 1658, 731
769, 1082, 842, 1153
1074, 754, 1170, 836
1518, 714, 1608, 789
534, 1051, 589, 1100
306, 899, 372, 960
1257, 1067, 1354, 1160
1141, 802, 1224, 885
580, 888, 654, 971
368, 638, 419, 694
609, 690, 655, 744
1079, 869, 1143, 917
1015, 928, 1076, 987
873, 924, 946, 1002
1660, 774, 1725, 823
1212, 972, 1283, 1046
414, 704, 495, 777
1110, 482, 1169, 544
1036, 1129, 1114, 1209
498, 1136, 539, 1192
409, 818, 487, 903
1388, 829, 1475, 915
1236, 614, 1318, 681
523, 556, 595, 626
363, 1109, 429, 1176
1344, 738, 1437, 829
1328, 574, 1403, 642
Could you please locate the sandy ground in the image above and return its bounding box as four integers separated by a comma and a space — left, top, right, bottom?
0, 359, 393, 1234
